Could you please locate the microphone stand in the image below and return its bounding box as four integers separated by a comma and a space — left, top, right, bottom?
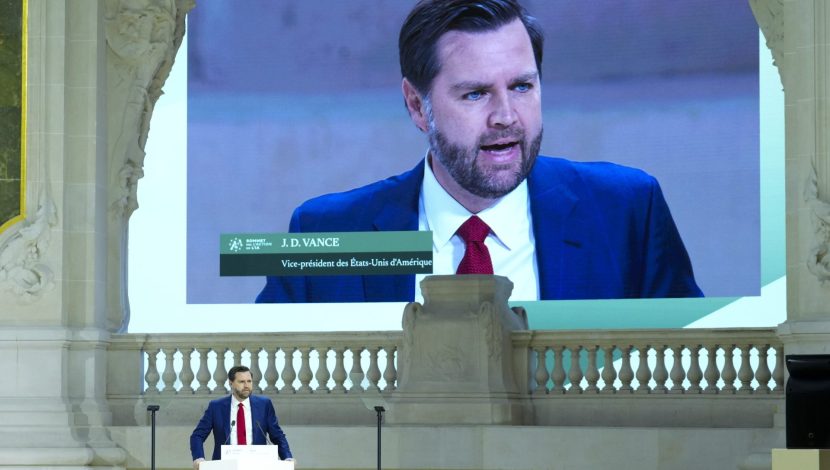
374, 406, 385, 470
147, 405, 160, 470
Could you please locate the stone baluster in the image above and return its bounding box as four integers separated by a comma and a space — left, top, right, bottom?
737, 344, 754, 394
703, 344, 721, 394
584, 345, 600, 393
282, 348, 297, 393
550, 346, 566, 394
213, 349, 229, 393
144, 348, 160, 394
330, 347, 347, 392
669, 346, 686, 394
179, 348, 195, 394
567, 346, 584, 394
652, 345, 668, 393
263, 347, 279, 393
686, 345, 703, 393
618, 345, 634, 393
297, 347, 313, 393
249, 348, 263, 393
601, 345, 617, 393
533, 346, 550, 394
383, 346, 397, 391
367, 347, 382, 392
349, 347, 365, 392
772, 345, 784, 393
755, 344, 772, 393
234, 346, 246, 368
195, 348, 212, 393
315, 347, 331, 393
161, 347, 178, 394
635, 345, 652, 394
720, 344, 737, 393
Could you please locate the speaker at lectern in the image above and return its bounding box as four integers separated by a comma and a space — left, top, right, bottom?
198, 445, 294, 470
786, 354, 830, 449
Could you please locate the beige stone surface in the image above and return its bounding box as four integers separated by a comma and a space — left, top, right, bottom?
772, 449, 830, 470
112, 424, 782, 470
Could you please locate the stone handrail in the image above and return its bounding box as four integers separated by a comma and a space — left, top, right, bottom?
106, 326, 785, 428
515, 327, 784, 395
108, 332, 402, 396
109, 327, 783, 397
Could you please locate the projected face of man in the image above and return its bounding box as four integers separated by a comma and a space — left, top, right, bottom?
403, 19, 543, 213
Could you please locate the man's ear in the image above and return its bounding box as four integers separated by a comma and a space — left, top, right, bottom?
402, 78, 428, 133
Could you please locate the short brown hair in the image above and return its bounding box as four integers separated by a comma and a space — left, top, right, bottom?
228, 365, 251, 381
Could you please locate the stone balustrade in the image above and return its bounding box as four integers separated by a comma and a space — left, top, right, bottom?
518, 328, 783, 395
109, 332, 402, 395
106, 332, 403, 427
109, 328, 783, 397
106, 326, 784, 429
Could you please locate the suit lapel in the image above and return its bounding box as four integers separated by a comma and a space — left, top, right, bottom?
528, 158, 580, 299
362, 160, 424, 301
248, 396, 260, 444
220, 395, 232, 439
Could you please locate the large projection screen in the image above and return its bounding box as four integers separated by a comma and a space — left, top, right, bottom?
128, 1, 783, 333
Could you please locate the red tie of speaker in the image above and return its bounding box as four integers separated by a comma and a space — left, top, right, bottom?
455, 215, 494, 274
236, 403, 247, 445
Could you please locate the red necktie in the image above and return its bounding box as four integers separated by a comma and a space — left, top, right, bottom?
236, 403, 247, 445
456, 216, 494, 274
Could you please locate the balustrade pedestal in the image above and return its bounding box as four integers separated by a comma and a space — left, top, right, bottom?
0, 326, 127, 468
387, 275, 531, 425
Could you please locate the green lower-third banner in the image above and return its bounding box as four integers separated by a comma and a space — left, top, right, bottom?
220, 231, 433, 276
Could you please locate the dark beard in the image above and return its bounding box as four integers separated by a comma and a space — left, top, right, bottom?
428, 126, 542, 199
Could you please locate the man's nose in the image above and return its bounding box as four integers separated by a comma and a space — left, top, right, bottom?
487, 91, 517, 128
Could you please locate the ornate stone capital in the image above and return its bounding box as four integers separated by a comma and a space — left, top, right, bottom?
749, 0, 785, 89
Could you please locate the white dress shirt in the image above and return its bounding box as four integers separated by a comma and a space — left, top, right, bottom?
415, 155, 540, 303
229, 396, 252, 445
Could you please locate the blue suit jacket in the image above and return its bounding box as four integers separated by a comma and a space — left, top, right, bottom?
190, 394, 292, 461
256, 156, 702, 302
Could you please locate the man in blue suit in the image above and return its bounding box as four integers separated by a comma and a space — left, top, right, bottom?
190, 366, 293, 468
257, 0, 702, 303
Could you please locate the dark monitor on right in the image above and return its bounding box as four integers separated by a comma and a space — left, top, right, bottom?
786, 354, 830, 448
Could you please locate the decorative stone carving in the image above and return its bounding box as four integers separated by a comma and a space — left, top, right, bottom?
104, 0, 193, 331
749, 0, 785, 89
805, 161, 830, 283
105, 0, 192, 219
0, 190, 57, 301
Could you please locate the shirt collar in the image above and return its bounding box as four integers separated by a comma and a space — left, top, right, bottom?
422, 153, 531, 252
231, 395, 250, 408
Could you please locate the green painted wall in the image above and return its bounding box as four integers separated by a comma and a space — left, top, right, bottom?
0, 0, 23, 229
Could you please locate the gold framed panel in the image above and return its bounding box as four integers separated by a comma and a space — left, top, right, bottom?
0, 0, 27, 234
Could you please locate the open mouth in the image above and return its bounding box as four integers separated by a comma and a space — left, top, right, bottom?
480, 141, 518, 152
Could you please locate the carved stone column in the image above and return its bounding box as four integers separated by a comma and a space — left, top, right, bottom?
0, 0, 191, 467
105, 0, 193, 333
750, 0, 830, 353
387, 275, 531, 425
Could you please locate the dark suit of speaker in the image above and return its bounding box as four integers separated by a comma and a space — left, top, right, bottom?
257, 156, 702, 303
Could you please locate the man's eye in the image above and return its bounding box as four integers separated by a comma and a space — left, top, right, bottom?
514, 83, 531, 92
464, 90, 484, 101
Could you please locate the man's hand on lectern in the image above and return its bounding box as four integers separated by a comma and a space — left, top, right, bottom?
193, 458, 204, 470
